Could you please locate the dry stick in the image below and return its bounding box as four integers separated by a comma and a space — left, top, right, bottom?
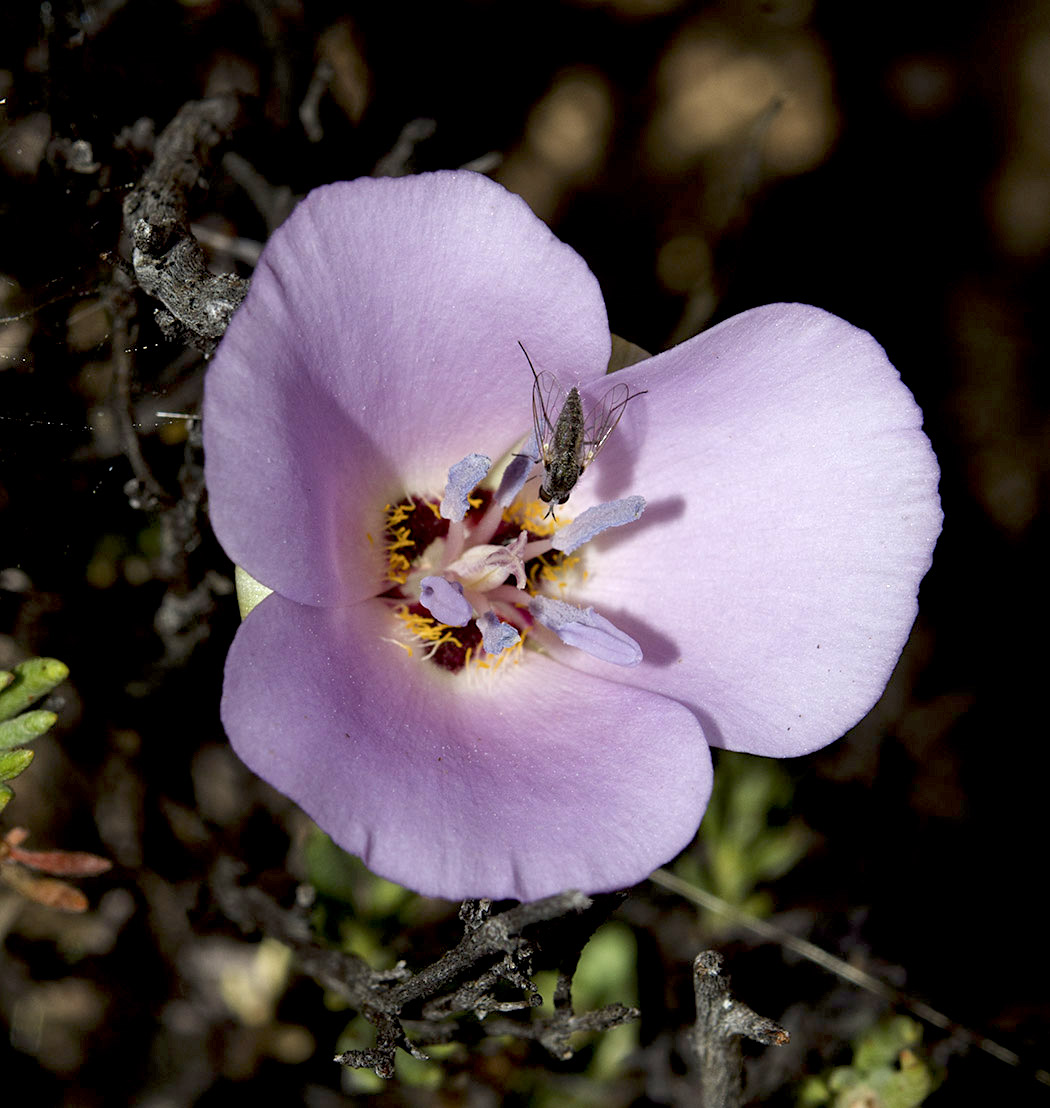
111, 307, 168, 510
298, 59, 333, 143
691, 951, 789, 1108
651, 868, 1050, 1088
373, 117, 437, 178
122, 96, 249, 352
213, 862, 633, 1078
116, 96, 246, 582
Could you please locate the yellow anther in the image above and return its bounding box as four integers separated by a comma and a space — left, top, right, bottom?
538, 553, 579, 591
393, 607, 464, 655
384, 501, 416, 526
503, 498, 561, 537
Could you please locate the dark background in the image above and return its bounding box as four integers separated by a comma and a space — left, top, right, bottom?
0, 0, 1046, 1104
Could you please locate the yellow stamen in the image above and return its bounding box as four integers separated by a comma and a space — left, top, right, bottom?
392, 606, 464, 659
538, 553, 580, 594
502, 498, 561, 537
526, 550, 577, 593
385, 501, 416, 526
384, 522, 417, 585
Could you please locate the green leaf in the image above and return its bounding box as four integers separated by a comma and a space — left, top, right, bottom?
573, 921, 637, 1009
750, 823, 815, 883
882, 1050, 934, 1108
304, 829, 362, 904
796, 1075, 831, 1105
305, 827, 411, 918
0, 782, 12, 812
854, 1016, 921, 1073
589, 1020, 639, 1082
0, 710, 57, 750
0, 658, 69, 722
0, 747, 34, 782
395, 1050, 445, 1088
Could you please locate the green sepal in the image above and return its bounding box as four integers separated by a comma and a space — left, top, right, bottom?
0, 747, 34, 782
0, 658, 69, 722
0, 710, 58, 750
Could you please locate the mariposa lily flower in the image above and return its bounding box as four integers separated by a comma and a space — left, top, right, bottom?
203, 171, 941, 902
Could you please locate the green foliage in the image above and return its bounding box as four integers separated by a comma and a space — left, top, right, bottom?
305, 827, 410, 916
532, 921, 640, 1086
0, 658, 68, 812
0, 747, 34, 781
575, 922, 636, 1002
0, 658, 68, 722
303, 827, 413, 969
798, 1016, 938, 1108
0, 710, 58, 750
573, 922, 639, 1081
311, 831, 642, 1099
394, 1043, 456, 1088
674, 749, 815, 932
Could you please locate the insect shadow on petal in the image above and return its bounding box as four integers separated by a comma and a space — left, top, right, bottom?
519, 341, 647, 517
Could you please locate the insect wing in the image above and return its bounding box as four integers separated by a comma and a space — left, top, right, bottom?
581, 381, 633, 468
531, 369, 570, 466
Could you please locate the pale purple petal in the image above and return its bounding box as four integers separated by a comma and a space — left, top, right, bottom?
564, 304, 942, 757
204, 171, 610, 607
221, 594, 712, 901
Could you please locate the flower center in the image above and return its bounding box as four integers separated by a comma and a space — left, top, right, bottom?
380, 490, 574, 672
378, 450, 646, 674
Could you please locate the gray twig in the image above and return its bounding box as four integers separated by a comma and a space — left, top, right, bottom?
373, 117, 436, 177
122, 96, 249, 352
299, 58, 333, 143
221, 151, 297, 235
691, 951, 789, 1108
111, 301, 168, 511
212, 861, 628, 1079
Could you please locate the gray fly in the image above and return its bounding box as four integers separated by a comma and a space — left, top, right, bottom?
519, 342, 646, 515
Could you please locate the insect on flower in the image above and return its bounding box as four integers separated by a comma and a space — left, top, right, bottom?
521, 341, 647, 514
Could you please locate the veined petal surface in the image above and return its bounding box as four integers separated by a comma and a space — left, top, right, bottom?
566, 304, 942, 757
204, 171, 611, 607
221, 593, 712, 901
